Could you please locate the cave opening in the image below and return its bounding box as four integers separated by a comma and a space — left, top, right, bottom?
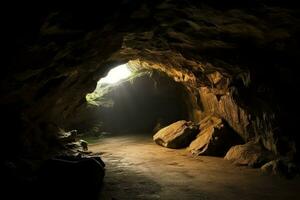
2, 1, 300, 199
77, 61, 194, 141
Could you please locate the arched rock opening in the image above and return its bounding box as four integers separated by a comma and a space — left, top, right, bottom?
2, 1, 300, 199
69, 63, 197, 135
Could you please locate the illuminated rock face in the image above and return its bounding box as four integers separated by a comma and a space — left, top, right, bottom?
70, 69, 193, 134
154, 115, 243, 156
1, 1, 299, 162
153, 120, 198, 149
188, 116, 243, 157
225, 140, 275, 168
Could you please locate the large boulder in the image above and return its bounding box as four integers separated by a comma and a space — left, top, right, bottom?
225, 140, 274, 167
153, 120, 198, 149
188, 116, 243, 156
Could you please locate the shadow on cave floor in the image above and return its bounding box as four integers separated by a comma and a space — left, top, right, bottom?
89, 134, 300, 200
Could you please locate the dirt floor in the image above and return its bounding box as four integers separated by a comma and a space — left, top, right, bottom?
88, 133, 300, 200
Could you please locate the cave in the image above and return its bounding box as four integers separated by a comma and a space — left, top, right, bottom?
72, 61, 195, 137
2, 1, 300, 200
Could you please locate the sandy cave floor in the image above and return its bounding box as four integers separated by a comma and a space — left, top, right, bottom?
88, 134, 300, 200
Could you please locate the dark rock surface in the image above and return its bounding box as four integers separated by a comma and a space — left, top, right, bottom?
2, 155, 105, 200
261, 158, 299, 178
37, 155, 105, 200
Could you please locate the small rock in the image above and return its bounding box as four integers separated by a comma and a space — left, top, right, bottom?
153, 120, 198, 149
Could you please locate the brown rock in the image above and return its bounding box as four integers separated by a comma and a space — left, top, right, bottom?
199, 87, 251, 141
261, 158, 298, 178
2, 2, 298, 168
225, 140, 274, 167
153, 120, 198, 149
188, 116, 243, 156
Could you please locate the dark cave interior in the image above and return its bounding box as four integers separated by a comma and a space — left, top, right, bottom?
74, 67, 193, 135
1, 1, 300, 199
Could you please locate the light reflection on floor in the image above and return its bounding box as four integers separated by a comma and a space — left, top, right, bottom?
89, 134, 300, 200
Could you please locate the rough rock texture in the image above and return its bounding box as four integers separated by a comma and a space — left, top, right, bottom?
153, 120, 198, 149
199, 87, 251, 142
188, 116, 243, 156
2, 1, 299, 199
261, 158, 298, 178
1, 1, 300, 165
225, 140, 275, 167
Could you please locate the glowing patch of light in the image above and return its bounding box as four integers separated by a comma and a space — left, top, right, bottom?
99, 64, 131, 84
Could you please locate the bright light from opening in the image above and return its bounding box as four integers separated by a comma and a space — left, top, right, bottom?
99, 64, 131, 84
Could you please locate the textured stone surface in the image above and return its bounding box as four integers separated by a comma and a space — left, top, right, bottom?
1, 1, 299, 162
199, 87, 251, 141
261, 158, 298, 178
188, 116, 243, 156
225, 140, 275, 167
88, 134, 300, 200
2, 2, 300, 199
153, 120, 198, 149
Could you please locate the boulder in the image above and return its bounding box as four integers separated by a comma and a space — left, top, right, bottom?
261, 158, 298, 178
153, 120, 198, 148
188, 116, 243, 156
225, 140, 274, 167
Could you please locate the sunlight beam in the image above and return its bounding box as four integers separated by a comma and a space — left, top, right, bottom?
99, 64, 131, 84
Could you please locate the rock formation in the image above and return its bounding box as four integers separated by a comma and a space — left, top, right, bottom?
1, 1, 300, 197
261, 158, 298, 178
225, 139, 275, 167
188, 116, 243, 156
153, 120, 198, 148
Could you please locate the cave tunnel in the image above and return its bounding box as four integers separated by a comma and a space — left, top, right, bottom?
73, 62, 195, 137
2, 1, 300, 200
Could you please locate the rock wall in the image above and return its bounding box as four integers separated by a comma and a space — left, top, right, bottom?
1, 1, 299, 160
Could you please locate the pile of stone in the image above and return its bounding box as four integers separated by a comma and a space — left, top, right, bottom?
153, 116, 243, 156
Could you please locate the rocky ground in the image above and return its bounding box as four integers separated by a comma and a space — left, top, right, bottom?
89, 134, 300, 200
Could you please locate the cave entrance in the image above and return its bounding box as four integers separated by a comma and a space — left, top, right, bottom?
82, 62, 193, 139
97, 63, 131, 84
